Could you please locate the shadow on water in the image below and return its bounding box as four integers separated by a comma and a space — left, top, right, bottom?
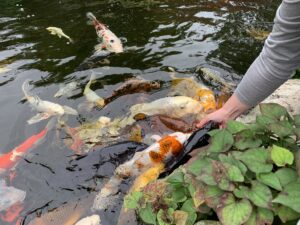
0, 0, 281, 224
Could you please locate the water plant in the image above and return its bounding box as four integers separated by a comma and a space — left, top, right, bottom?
124, 103, 300, 225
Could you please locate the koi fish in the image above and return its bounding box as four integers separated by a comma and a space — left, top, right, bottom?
46, 27, 74, 43
104, 79, 160, 105
0, 118, 56, 172
169, 77, 217, 112
197, 67, 236, 91
129, 96, 204, 120
92, 122, 216, 211
54, 81, 78, 98
87, 12, 123, 53
22, 80, 78, 124
92, 132, 191, 210
80, 73, 105, 111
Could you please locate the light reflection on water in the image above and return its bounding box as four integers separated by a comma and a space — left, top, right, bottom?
0, 0, 280, 224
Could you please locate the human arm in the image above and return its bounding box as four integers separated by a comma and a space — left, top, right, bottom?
197, 0, 300, 127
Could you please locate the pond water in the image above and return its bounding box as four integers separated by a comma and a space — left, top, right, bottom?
0, 0, 280, 224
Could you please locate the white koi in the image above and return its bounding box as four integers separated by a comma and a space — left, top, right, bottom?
129, 96, 204, 119
46, 27, 74, 43
82, 73, 105, 110
87, 12, 123, 53
22, 80, 78, 124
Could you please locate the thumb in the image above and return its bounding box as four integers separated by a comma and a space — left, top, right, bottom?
196, 117, 210, 128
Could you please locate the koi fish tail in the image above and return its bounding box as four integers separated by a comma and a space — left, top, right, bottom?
83, 73, 96, 95
62, 105, 78, 115
21, 79, 31, 99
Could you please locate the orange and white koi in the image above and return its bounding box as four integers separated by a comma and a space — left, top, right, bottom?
92, 132, 191, 210
0, 118, 55, 172
22, 80, 78, 124
87, 12, 123, 53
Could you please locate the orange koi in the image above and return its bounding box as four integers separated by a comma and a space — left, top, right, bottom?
0, 118, 55, 172
196, 89, 216, 113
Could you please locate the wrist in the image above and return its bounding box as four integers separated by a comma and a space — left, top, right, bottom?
221, 94, 250, 120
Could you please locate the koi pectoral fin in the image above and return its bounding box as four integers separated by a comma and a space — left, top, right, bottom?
27, 113, 52, 124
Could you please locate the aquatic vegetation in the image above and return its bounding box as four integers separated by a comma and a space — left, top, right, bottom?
125, 103, 300, 225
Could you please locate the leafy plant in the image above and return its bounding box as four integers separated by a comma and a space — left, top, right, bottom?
124, 103, 300, 225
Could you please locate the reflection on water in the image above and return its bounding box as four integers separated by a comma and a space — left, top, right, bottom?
0, 0, 280, 224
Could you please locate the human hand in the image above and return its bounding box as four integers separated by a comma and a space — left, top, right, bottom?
196, 94, 250, 128
196, 107, 232, 129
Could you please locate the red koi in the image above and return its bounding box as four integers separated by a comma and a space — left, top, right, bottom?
0, 118, 55, 172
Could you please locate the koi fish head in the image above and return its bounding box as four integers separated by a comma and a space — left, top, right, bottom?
103, 31, 124, 53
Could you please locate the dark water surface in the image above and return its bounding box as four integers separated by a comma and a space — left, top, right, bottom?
0, 0, 280, 224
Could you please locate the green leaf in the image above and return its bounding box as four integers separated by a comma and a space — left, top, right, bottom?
171, 186, 188, 203
256, 208, 274, 225
271, 145, 294, 167
269, 121, 293, 138
219, 154, 248, 175
233, 186, 248, 199
225, 163, 244, 182
204, 185, 224, 209
181, 198, 196, 213
167, 170, 184, 183
272, 180, 300, 213
256, 115, 275, 127
186, 212, 197, 225
157, 208, 174, 225
124, 191, 143, 209
226, 120, 248, 134
234, 137, 262, 150
245, 208, 274, 225
208, 129, 234, 153
257, 172, 282, 191
217, 195, 252, 225
275, 168, 298, 187
139, 203, 157, 225
259, 103, 288, 119
188, 158, 210, 176
247, 181, 273, 209
235, 148, 273, 174
278, 205, 300, 222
